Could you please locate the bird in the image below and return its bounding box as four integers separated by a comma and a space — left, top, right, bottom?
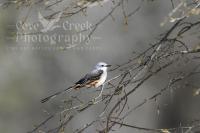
41, 62, 111, 103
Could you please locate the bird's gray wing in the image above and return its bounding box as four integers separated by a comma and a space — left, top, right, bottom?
75, 69, 103, 86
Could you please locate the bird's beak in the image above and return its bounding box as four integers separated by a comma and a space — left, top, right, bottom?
106, 64, 112, 67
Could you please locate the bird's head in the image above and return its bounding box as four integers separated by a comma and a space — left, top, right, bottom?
95, 62, 111, 71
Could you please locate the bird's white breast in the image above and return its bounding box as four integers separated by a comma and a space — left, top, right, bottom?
95, 71, 107, 88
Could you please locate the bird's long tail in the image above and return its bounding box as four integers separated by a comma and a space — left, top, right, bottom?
41, 86, 75, 103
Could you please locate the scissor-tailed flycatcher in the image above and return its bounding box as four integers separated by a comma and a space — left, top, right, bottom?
41, 62, 111, 103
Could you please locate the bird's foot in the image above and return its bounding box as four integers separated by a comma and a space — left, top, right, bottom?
91, 97, 100, 104
91, 98, 96, 104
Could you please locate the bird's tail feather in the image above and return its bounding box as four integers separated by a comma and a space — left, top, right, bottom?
41, 86, 74, 103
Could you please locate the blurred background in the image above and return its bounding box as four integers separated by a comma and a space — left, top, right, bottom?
0, 0, 200, 132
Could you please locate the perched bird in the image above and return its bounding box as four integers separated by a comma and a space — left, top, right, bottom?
41, 62, 111, 103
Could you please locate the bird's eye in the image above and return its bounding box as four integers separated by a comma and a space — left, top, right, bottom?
101, 65, 104, 67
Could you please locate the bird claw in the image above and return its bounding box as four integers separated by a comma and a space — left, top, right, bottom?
91, 96, 100, 104
91, 98, 96, 104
